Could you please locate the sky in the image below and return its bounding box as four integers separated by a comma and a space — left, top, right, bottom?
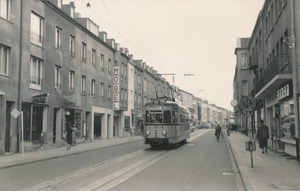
64, 0, 265, 111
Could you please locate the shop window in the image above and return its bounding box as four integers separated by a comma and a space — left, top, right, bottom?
280, 99, 295, 139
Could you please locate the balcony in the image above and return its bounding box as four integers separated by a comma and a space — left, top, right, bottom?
249, 53, 258, 71
30, 31, 44, 47
255, 54, 292, 98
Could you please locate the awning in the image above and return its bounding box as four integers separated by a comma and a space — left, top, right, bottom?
32, 93, 49, 103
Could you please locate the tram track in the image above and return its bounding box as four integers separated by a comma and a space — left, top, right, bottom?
20, 149, 147, 191
20, 129, 209, 191
77, 150, 171, 191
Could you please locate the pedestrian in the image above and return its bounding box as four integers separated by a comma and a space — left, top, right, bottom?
271, 122, 277, 148
215, 123, 222, 141
226, 123, 231, 136
72, 126, 78, 146
40, 132, 44, 148
130, 125, 135, 139
66, 126, 73, 150
256, 120, 269, 153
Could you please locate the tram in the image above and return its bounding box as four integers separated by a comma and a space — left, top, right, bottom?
143, 97, 191, 147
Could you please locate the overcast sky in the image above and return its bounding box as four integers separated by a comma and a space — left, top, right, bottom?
64, 0, 264, 111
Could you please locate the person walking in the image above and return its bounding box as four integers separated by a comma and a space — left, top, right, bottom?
130, 125, 135, 139
66, 126, 73, 150
226, 123, 231, 136
39, 132, 44, 148
215, 123, 222, 141
256, 119, 269, 153
72, 126, 78, 147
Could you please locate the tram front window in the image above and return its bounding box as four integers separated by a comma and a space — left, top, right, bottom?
163, 111, 171, 123
150, 113, 162, 123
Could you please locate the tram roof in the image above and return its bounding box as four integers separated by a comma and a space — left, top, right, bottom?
144, 98, 189, 112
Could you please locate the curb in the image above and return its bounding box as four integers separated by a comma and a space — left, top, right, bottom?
0, 137, 144, 170
225, 132, 252, 191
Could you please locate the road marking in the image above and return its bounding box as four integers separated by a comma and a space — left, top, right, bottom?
20, 149, 147, 191
222, 172, 236, 175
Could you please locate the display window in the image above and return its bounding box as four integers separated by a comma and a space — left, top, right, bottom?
280, 99, 295, 139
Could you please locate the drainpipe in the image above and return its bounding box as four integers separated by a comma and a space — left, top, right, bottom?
17, 0, 23, 153
290, 0, 300, 161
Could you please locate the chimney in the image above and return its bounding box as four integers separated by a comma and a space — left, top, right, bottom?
62, 2, 75, 18
124, 48, 129, 56
120, 47, 125, 53
129, 54, 133, 62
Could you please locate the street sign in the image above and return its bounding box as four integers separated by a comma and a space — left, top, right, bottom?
240, 96, 256, 112
230, 100, 238, 107
11, 108, 20, 118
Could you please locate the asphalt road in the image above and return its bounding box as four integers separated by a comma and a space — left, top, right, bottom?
0, 129, 241, 191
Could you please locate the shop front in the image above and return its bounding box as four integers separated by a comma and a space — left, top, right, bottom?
22, 102, 48, 151
264, 82, 296, 157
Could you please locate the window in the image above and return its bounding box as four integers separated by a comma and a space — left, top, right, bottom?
108, 59, 111, 75
81, 75, 86, 95
0, 44, 9, 75
138, 94, 141, 108
100, 54, 104, 71
100, 82, 104, 99
30, 12, 44, 47
69, 35, 75, 56
54, 65, 62, 89
81, 42, 86, 62
92, 49, 96, 68
124, 64, 127, 82
121, 62, 124, 81
30, 56, 43, 90
108, 85, 111, 101
242, 81, 248, 96
241, 54, 248, 69
55, 26, 62, 50
69, 70, 75, 92
0, 0, 10, 20
121, 88, 124, 106
91, 79, 95, 97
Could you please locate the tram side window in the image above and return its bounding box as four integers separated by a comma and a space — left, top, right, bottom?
172, 110, 178, 123
185, 112, 190, 123
145, 111, 150, 123
150, 113, 162, 123
180, 111, 185, 123
163, 110, 171, 123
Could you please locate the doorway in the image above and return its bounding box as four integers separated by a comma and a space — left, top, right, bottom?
5, 101, 13, 152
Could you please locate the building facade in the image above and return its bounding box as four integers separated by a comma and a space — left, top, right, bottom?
234, 0, 300, 160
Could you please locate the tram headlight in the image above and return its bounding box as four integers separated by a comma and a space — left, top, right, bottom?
146, 131, 151, 136
162, 130, 167, 136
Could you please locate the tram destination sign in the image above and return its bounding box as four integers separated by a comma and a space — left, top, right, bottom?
150, 106, 162, 110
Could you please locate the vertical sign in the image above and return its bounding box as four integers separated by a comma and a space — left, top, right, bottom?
113, 67, 120, 110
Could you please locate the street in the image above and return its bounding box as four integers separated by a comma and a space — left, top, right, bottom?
0, 129, 242, 191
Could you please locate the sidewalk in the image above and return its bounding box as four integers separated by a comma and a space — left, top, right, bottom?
0, 135, 144, 169
227, 132, 300, 191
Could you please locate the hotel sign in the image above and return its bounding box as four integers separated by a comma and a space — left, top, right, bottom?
113, 67, 120, 110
